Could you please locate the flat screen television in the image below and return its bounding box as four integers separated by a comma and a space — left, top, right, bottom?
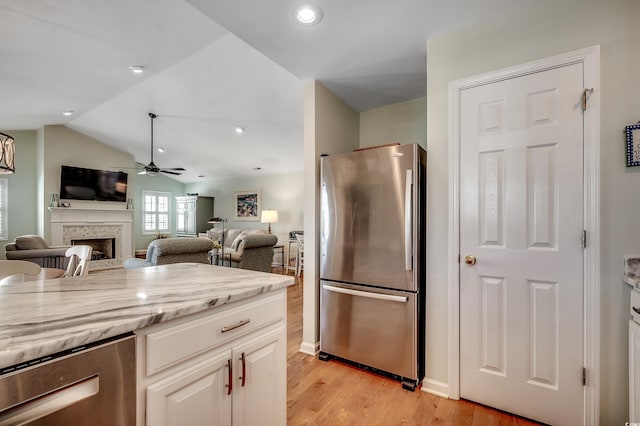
60, 165, 128, 202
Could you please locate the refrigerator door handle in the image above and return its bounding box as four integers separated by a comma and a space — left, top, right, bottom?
404, 169, 413, 271
324, 284, 408, 303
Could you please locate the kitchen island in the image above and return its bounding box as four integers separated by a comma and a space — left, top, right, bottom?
0, 263, 294, 425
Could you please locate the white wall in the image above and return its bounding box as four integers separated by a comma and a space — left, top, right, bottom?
185, 172, 304, 257
360, 97, 426, 149
426, 0, 639, 422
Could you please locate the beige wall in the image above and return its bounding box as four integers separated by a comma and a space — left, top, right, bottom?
359, 97, 426, 149
426, 0, 639, 422
185, 172, 304, 256
302, 80, 359, 353
40, 125, 135, 241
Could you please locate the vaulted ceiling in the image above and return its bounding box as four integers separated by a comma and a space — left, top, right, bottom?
0, 0, 535, 182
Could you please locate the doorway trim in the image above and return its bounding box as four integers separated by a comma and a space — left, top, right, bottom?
447, 45, 600, 424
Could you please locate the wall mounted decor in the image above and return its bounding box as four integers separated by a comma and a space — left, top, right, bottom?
0, 133, 15, 174
626, 122, 640, 167
234, 189, 261, 221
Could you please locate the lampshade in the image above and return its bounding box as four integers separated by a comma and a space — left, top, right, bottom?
261, 210, 278, 224
0, 133, 15, 174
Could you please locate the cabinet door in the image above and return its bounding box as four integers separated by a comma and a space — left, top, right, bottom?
232, 325, 286, 426
147, 349, 232, 426
176, 197, 196, 236
631, 320, 640, 422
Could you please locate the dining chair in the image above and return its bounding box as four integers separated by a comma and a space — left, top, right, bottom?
0, 260, 42, 280
64, 245, 93, 277
295, 234, 304, 277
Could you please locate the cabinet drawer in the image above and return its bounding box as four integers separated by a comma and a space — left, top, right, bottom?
632, 289, 640, 324
145, 292, 285, 376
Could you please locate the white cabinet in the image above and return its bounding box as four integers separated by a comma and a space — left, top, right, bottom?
176, 195, 213, 236
631, 319, 640, 422
232, 327, 286, 426
147, 349, 232, 426
136, 289, 287, 426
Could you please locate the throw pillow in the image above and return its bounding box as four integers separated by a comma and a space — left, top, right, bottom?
15, 235, 49, 250
230, 232, 246, 251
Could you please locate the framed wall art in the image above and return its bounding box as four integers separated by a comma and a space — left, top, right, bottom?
234, 189, 261, 221
625, 122, 640, 167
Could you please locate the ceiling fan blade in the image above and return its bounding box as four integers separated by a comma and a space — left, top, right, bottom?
161, 167, 186, 171
160, 170, 183, 176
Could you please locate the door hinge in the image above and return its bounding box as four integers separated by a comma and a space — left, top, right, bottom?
457, 253, 460, 263
582, 367, 587, 386
581, 230, 587, 248
582, 88, 593, 112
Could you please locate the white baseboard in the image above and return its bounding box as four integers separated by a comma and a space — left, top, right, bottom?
421, 378, 450, 399
299, 341, 319, 356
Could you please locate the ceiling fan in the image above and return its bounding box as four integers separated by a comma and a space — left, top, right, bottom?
138, 113, 185, 176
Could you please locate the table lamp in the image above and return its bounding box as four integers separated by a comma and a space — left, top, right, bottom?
261, 210, 278, 234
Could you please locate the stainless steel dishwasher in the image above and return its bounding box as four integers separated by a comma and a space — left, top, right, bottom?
0, 333, 135, 425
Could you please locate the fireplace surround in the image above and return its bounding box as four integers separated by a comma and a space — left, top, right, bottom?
49, 207, 133, 270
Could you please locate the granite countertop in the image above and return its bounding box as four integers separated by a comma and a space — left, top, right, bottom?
0, 263, 294, 370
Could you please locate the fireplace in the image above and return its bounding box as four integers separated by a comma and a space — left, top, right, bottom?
49, 207, 133, 271
72, 238, 116, 261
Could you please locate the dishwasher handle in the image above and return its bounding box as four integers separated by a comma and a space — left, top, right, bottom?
0, 375, 99, 426
324, 284, 408, 303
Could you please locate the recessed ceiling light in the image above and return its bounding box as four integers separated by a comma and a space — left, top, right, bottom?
253, 167, 262, 171
62, 111, 74, 116
157, 147, 165, 153
129, 65, 145, 74
295, 5, 323, 25
198, 175, 205, 178
234, 126, 245, 134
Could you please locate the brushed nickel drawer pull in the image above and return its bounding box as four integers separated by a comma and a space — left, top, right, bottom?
221, 319, 251, 333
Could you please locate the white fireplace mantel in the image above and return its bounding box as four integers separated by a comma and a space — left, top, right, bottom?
49, 207, 134, 270
48, 207, 133, 224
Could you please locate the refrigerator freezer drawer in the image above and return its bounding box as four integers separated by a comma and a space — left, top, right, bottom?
320, 281, 418, 380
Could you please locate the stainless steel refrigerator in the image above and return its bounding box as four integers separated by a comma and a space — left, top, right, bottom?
319, 143, 426, 391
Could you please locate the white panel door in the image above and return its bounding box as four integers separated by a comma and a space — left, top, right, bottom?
459, 63, 584, 425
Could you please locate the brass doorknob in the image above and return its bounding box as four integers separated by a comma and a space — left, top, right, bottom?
464, 255, 477, 266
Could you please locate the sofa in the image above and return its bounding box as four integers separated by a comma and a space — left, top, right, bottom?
201, 228, 277, 272
124, 237, 214, 269
4, 235, 70, 268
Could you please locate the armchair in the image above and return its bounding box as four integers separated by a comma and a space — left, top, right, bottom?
4, 235, 70, 268
124, 237, 214, 269
227, 233, 278, 272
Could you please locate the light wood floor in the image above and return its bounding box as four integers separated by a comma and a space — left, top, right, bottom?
282, 273, 542, 426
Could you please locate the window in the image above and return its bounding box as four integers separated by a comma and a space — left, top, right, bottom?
0, 179, 6, 240
143, 191, 170, 234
